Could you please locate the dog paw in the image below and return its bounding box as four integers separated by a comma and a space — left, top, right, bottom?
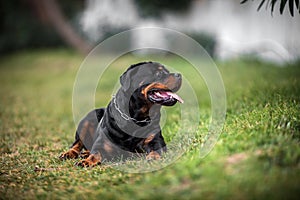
80, 150, 91, 159
75, 154, 101, 168
59, 149, 79, 160
146, 151, 161, 161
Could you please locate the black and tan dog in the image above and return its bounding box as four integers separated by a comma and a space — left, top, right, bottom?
59, 62, 183, 167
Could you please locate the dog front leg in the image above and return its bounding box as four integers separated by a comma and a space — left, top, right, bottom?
59, 139, 84, 160
143, 133, 167, 160
75, 132, 104, 167
75, 152, 102, 167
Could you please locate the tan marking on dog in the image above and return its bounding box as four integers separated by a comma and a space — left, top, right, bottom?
72, 140, 83, 152
163, 76, 177, 90
146, 151, 161, 160
59, 140, 84, 160
103, 141, 113, 153
88, 122, 95, 135
80, 150, 90, 159
140, 106, 149, 113
76, 153, 102, 167
141, 82, 169, 99
78, 120, 89, 139
144, 134, 155, 145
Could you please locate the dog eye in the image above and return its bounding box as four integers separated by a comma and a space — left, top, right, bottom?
156, 70, 167, 77
156, 71, 164, 76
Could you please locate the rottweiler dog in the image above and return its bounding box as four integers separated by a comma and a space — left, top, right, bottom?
59, 62, 183, 167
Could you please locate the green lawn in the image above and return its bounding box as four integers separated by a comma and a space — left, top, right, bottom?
0, 50, 299, 199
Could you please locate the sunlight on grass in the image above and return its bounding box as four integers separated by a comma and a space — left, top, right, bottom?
0, 50, 299, 199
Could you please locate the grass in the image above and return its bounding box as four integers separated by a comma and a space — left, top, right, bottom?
0, 49, 299, 199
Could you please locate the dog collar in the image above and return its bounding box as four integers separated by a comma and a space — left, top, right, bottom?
112, 96, 151, 124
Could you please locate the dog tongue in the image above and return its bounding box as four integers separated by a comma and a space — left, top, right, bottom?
166, 91, 184, 103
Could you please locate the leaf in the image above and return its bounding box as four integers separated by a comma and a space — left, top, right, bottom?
280, 0, 288, 14
295, 0, 299, 8
289, 0, 294, 16
295, 0, 300, 14
257, 0, 266, 11
265, 0, 271, 9
271, 0, 278, 15
240, 0, 249, 4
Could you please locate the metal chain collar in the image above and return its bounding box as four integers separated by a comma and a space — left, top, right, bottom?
112, 96, 151, 124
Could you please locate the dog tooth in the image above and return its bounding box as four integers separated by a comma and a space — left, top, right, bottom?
155, 92, 164, 97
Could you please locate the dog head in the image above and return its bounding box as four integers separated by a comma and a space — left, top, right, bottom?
120, 62, 183, 106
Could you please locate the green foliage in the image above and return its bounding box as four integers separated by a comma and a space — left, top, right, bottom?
0, 1, 59, 53
0, 50, 300, 199
0, 0, 82, 54
134, 0, 193, 17
187, 32, 217, 57
241, 0, 300, 16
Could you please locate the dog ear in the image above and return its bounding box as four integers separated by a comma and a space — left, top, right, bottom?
120, 62, 150, 91
120, 70, 132, 91
120, 66, 140, 91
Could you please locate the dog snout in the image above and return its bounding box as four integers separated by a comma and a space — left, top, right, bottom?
174, 73, 181, 78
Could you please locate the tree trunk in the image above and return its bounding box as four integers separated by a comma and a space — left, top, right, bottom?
28, 0, 92, 55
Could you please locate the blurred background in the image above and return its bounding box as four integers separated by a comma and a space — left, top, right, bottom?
1, 1, 300, 199
1, 0, 299, 64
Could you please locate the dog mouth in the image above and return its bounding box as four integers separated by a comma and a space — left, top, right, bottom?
147, 89, 184, 105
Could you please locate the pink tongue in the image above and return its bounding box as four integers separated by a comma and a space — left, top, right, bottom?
166, 91, 184, 103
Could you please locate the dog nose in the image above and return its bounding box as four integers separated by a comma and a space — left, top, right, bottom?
174, 73, 181, 78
